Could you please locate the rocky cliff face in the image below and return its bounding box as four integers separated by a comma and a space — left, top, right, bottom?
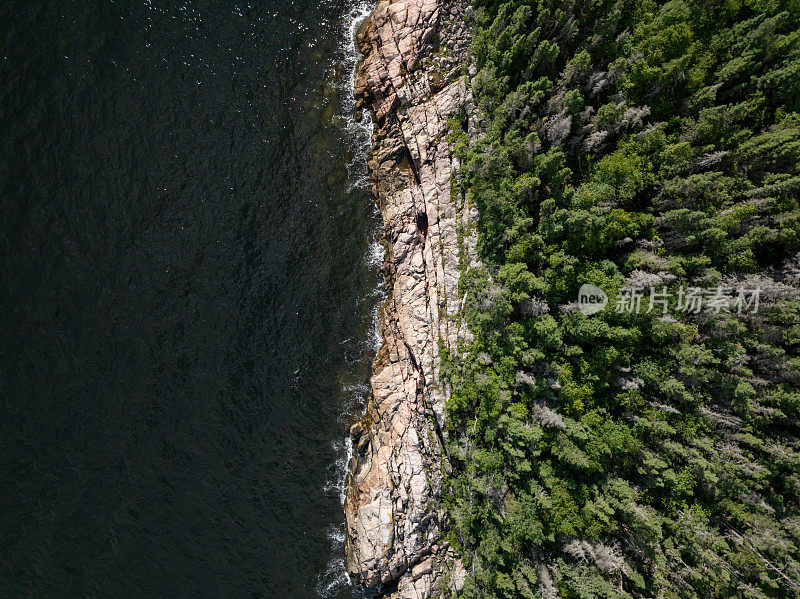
344, 0, 476, 597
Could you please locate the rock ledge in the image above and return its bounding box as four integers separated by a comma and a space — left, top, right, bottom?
344, 0, 477, 597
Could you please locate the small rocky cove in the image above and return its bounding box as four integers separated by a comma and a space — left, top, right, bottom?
344, 0, 477, 596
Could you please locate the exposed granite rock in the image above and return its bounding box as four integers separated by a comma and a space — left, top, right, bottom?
345, 0, 476, 596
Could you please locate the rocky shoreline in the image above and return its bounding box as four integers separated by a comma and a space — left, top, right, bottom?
344, 0, 476, 596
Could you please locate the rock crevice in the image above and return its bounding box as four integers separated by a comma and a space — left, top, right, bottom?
344, 0, 476, 597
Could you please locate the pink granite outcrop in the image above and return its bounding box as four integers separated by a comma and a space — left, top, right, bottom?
344, 0, 476, 597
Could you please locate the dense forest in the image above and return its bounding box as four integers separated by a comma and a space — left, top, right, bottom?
441, 0, 800, 596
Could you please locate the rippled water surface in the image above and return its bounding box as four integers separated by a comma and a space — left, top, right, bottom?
0, 1, 379, 596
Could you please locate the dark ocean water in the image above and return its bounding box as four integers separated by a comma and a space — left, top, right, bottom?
0, 1, 379, 596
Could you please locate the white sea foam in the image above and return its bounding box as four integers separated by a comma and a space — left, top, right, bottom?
323, 435, 354, 505
327, 523, 347, 548
316, 555, 351, 597
339, 2, 374, 190
317, 4, 379, 596
367, 238, 384, 269
342, 382, 371, 406
366, 223, 387, 352
319, 429, 358, 597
